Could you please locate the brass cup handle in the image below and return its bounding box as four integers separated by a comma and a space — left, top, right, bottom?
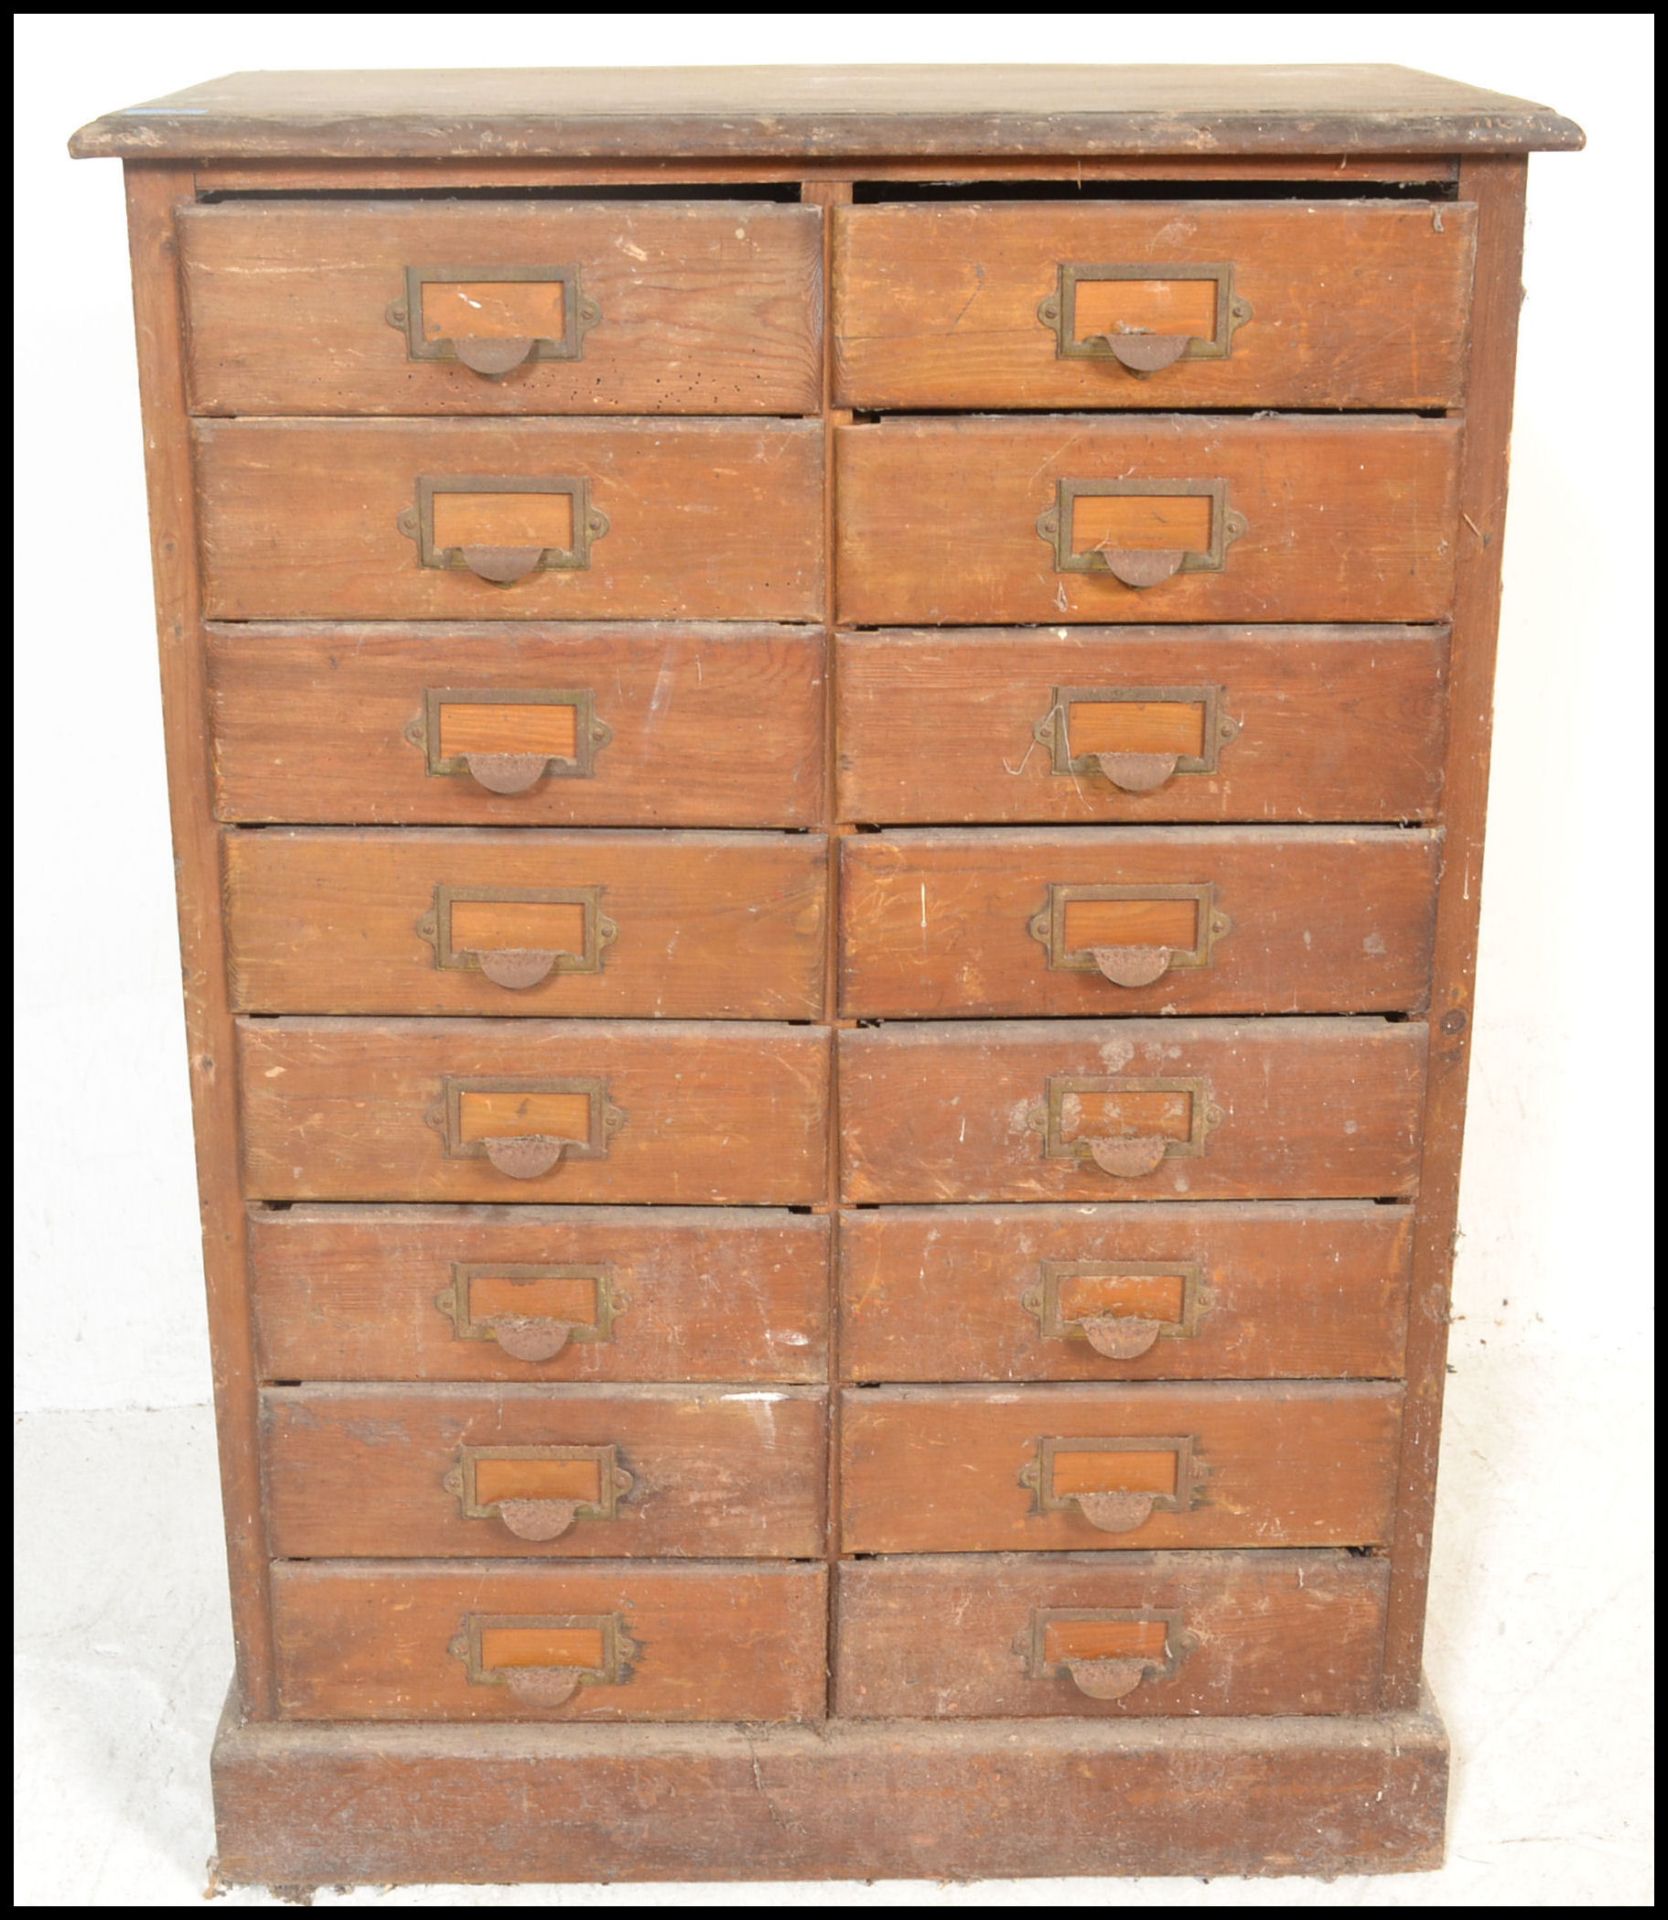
461, 545, 546, 586
502, 1665, 587, 1706
1091, 945, 1173, 989
1068, 1490, 1157, 1535
482, 1136, 569, 1180
1084, 331, 1194, 375
1094, 544, 1187, 589
452, 337, 537, 378
1086, 1136, 1169, 1179
1075, 1313, 1164, 1361
1062, 1656, 1161, 1701
494, 1497, 583, 1542
463, 753, 549, 796
481, 1314, 575, 1364
1091, 751, 1180, 794
471, 948, 562, 991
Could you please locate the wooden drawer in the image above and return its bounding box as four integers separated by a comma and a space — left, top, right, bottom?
839, 1383, 1400, 1552
226, 829, 827, 1018
836, 417, 1459, 625
208, 625, 825, 829
833, 200, 1475, 410
839, 829, 1437, 1018
840, 1019, 1425, 1204
833, 1552, 1389, 1717
195, 419, 823, 621
180, 200, 822, 416
238, 1019, 830, 1204
274, 1562, 829, 1723
836, 627, 1447, 825
839, 1203, 1410, 1383
249, 1205, 830, 1383
264, 1385, 826, 1558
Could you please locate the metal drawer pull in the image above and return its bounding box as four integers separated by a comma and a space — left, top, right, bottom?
446, 1443, 633, 1542
475, 949, 563, 990
1087, 1137, 1169, 1179
398, 476, 608, 585
388, 264, 601, 376
461, 545, 546, 585
1069, 1489, 1158, 1534
1027, 1607, 1190, 1700
482, 1136, 569, 1181
1038, 263, 1250, 370
1090, 946, 1172, 988
452, 337, 539, 377
485, 1315, 575, 1363
1063, 1656, 1158, 1700
464, 752, 550, 795
1076, 1313, 1164, 1361
1093, 545, 1187, 589
1022, 1436, 1205, 1537
1094, 750, 1179, 793
452, 1612, 636, 1708
437, 1262, 623, 1366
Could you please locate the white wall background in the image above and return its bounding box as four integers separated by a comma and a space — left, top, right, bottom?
15, 12, 1654, 1909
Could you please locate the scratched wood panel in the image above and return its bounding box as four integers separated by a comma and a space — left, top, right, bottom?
273, 1561, 829, 1721
839, 1382, 1401, 1552
839, 828, 1438, 1017
836, 416, 1460, 625
834, 1552, 1390, 1716
180, 201, 822, 415
834, 201, 1475, 409
208, 625, 825, 828
838, 1202, 1410, 1383
264, 1384, 827, 1557
225, 829, 827, 1018
249, 1204, 829, 1383
238, 1019, 830, 1204
835, 626, 1448, 825
195, 419, 823, 620
840, 1019, 1426, 1204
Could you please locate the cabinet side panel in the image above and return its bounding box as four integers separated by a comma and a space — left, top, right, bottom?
1383, 156, 1530, 1703
123, 162, 274, 1714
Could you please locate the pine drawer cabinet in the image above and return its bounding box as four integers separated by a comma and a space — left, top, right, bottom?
71, 65, 1581, 1889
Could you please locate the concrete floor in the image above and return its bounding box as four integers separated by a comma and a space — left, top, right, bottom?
15, 1302, 1652, 1908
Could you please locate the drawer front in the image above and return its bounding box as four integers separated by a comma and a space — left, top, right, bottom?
226, 830, 827, 1018
250, 1206, 830, 1383
264, 1385, 826, 1558
833, 200, 1475, 410
840, 1019, 1425, 1204
836, 417, 1459, 625
836, 627, 1446, 825
840, 829, 1437, 1018
839, 1384, 1400, 1552
180, 200, 822, 416
839, 1203, 1410, 1383
238, 1019, 830, 1204
834, 1552, 1389, 1717
196, 419, 823, 621
209, 625, 825, 828
274, 1562, 828, 1722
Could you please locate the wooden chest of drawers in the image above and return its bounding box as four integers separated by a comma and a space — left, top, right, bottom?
71, 63, 1581, 1889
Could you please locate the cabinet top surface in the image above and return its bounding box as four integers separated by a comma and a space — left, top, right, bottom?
70, 63, 1582, 162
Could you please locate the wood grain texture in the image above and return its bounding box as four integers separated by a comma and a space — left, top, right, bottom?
1384, 157, 1530, 1705
238, 1019, 830, 1204
834, 201, 1475, 410
839, 1383, 1401, 1552
208, 624, 825, 828
836, 416, 1460, 625
834, 1552, 1389, 1717
272, 1561, 828, 1722
839, 828, 1439, 1018
249, 1204, 829, 1384
195, 418, 823, 621
838, 1202, 1411, 1383
835, 626, 1448, 825
225, 829, 827, 1018
181, 200, 822, 416
120, 168, 277, 1715
839, 1019, 1426, 1204
264, 1384, 826, 1558
70, 62, 1582, 159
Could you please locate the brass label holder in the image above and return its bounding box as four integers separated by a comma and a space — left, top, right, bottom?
1022, 1259, 1211, 1357
435, 1262, 626, 1363
1029, 1074, 1223, 1170
388, 263, 602, 368
444, 1442, 635, 1543
1023, 1607, 1195, 1702
1037, 478, 1247, 579
1027, 882, 1231, 977
1020, 1434, 1208, 1536
418, 883, 618, 986
1037, 261, 1252, 366
397, 475, 610, 578
449, 1612, 638, 1704
414, 687, 612, 784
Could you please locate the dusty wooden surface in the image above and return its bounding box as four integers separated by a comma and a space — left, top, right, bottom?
209, 624, 826, 828
181, 201, 822, 416
839, 1202, 1410, 1382
272, 1561, 829, 1722
835, 200, 1475, 410
839, 828, 1438, 1018
70, 63, 1582, 159
263, 1384, 827, 1559
834, 1551, 1389, 1717
249, 1204, 830, 1384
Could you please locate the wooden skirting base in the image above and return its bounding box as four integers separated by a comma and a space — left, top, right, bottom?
210, 1683, 1449, 1887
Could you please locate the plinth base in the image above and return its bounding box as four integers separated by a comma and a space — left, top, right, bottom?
211, 1684, 1449, 1887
